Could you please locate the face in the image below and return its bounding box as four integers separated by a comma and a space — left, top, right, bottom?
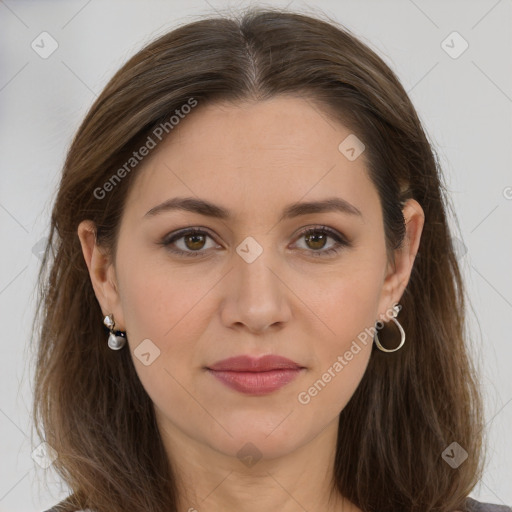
79, 95, 423, 468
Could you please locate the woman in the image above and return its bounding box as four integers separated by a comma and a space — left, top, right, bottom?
33, 7, 510, 512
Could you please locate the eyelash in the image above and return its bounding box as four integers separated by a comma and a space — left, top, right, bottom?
160, 225, 350, 259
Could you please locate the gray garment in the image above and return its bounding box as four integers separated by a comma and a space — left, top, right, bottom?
466, 497, 512, 512
44, 497, 511, 511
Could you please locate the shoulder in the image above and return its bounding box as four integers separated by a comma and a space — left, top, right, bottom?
462, 497, 512, 512
43, 498, 511, 512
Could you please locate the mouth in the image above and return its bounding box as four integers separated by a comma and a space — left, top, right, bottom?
206, 368, 305, 395
205, 354, 305, 395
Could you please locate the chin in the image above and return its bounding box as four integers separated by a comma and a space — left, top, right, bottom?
202, 416, 305, 459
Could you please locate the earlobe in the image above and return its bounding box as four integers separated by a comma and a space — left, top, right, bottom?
77, 220, 124, 325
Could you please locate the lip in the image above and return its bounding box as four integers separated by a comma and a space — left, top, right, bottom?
206, 355, 305, 395
207, 354, 303, 372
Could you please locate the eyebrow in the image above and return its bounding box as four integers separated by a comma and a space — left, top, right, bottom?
144, 196, 363, 222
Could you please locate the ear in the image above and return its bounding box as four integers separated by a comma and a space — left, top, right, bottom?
77, 220, 126, 330
378, 198, 425, 315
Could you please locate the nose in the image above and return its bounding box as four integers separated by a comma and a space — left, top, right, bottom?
219, 250, 292, 334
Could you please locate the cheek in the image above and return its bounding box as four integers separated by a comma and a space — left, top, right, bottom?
116, 259, 209, 421
297, 256, 383, 404
307, 259, 384, 350
297, 286, 376, 419
116, 252, 217, 388
117, 246, 203, 342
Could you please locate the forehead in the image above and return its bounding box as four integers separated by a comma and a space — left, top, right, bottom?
122, 95, 378, 224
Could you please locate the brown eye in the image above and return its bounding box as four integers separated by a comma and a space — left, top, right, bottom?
162, 228, 219, 257
161, 225, 350, 259
294, 226, 350, 258
183, 233, 207, 251
304, 231, 328, 250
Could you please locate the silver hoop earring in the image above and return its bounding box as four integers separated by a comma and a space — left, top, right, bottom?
374, 303, 405, 353
103, 313, 127, 350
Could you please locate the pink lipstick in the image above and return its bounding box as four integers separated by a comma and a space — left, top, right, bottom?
206, 354, 305, 395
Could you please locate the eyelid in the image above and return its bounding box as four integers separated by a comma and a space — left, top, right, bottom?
291, 225, 350, 256
162, 226, 222, 250
293, 224, 349, 243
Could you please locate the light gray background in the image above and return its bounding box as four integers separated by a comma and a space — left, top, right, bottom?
0, 1, 511, 511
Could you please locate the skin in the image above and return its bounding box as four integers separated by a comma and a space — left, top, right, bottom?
78, 95, 424, 512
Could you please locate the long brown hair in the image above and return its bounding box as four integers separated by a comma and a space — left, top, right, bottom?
31, 7, 485, 512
